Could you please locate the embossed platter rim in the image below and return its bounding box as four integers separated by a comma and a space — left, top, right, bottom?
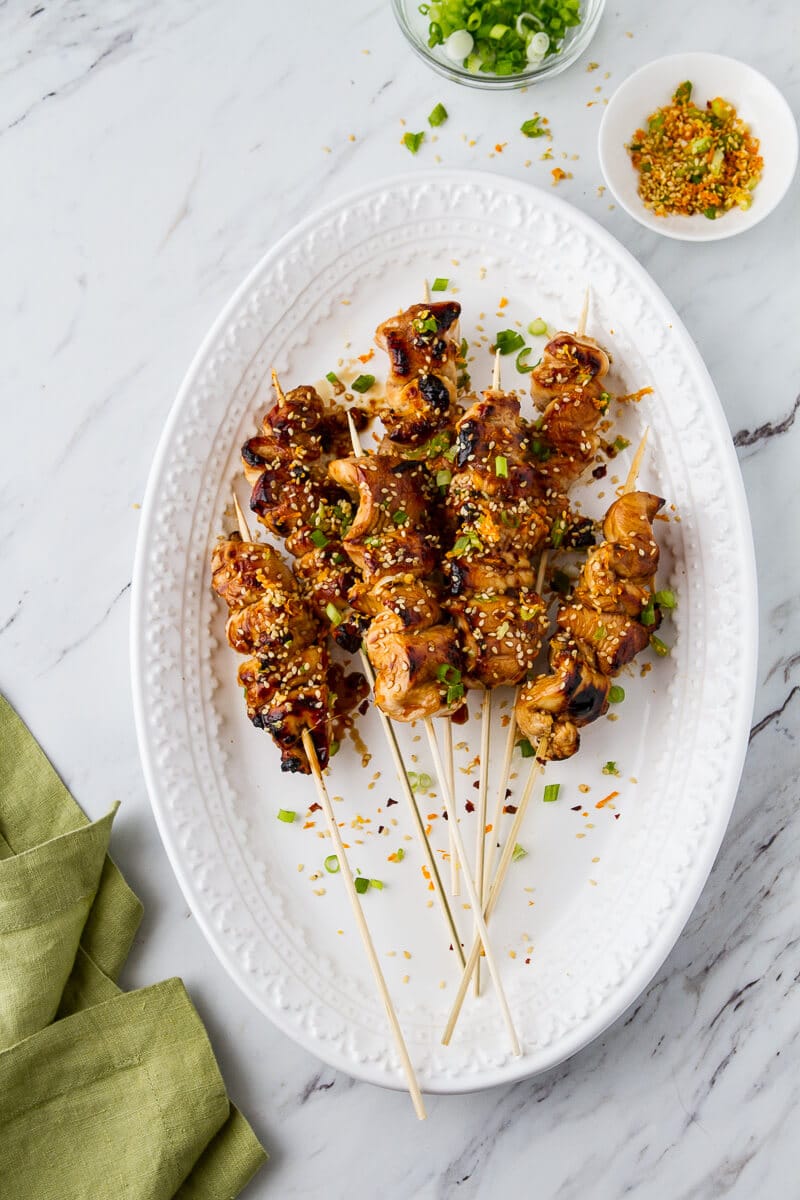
131, 170, 757, 1093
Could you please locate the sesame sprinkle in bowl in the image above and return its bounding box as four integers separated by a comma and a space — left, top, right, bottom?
599, 52, 798, 241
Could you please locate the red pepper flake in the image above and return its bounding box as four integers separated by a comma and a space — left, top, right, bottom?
386, 798, 398, 806
308, 802, 321, 813
358, 700, 369, 716
614, 813, 621, 820
472, 780, 480, 790
596, 791, 619, 809
592, 464, 607, 479
571, 804, 582, 812
377, 824, 384, 834
503, 804, 518, 815
465, 800, 475, 813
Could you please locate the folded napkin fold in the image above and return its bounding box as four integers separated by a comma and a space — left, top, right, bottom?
0, 695, 267, 1199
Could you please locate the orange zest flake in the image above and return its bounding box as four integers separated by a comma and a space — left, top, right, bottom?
498, 296, 509, 308
617, 386, 654, 403
425, 824, 433, 836
426, 813, 438, 821
551, 168, 571, 185
485, 823, 493, 834
494, 143, 507, 153
387, 850, 403, 863
302, 820, 315, 829
357, 349, 374, 364
596, 790, 620, 809
421, 865, 434, 891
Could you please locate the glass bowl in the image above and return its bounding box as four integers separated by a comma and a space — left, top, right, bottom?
391, 0, 607, 90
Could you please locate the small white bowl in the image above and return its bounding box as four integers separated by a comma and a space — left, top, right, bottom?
598, 52, 798, 241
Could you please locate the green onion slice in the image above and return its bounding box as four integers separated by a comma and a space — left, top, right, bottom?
608, 684, 625, 704
436, 664, 462, 684
354, 876, 369, 894
324, 854, 340, 874
310, 529, 329, 548
512, 843, 528, 861
515, 345, 535, 373
602, 761, 620, 776
640, 598, 656, 626
325, 602, 343, 627
495, 454, 508, 477
654, 589, 676, 609
520, 117, 546, 138
351, 374, 375, 393
277, 809, 296, 823
436, 468, 452, 489
431, 276, 449, 290
403, 130, 424, 154
542, 783, 560, 803
650, 634, 670, 657
369, 879, 384, 890
527, 317, 548, 336
517, 738, 535, 758
325, 370, 341, 385
495, 328, 525, 355
428, 102, 448, 127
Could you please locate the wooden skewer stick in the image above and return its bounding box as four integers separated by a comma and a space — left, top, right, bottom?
302, 729, 426, 1119
577, 286, 590, 338
492, 348, 501, 390
271, 369, 287, 407
441, 713, 460, 896
342, 414, 465, 966
473, 687, 492, 996
624, 428, 649, 494
442, 736, 548, 1045
425, 719, 521, 1055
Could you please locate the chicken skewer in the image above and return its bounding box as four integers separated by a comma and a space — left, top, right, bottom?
222, 491, 426, 1117
211, 494, 366, 773
340, 415, 522, 1057
376, 293, 465, 894
444, 433, 663, 1042
244, 376, 465, 965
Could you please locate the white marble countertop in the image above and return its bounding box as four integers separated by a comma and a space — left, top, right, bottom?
2, 1, 798, 1195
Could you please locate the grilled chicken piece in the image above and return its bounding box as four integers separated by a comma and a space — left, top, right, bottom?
375, 301, 461, 445
448, 589, 548, 689
515, 490, 665, 761
243, 380, 368, 647
528, 332, 614, 493
212, 534, 332, 772
329, 449, 463, 721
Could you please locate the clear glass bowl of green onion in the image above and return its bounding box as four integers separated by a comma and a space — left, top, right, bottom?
391, 0, 606, 89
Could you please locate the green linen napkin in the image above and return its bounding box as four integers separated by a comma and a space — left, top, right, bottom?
0, 695, 267, 1199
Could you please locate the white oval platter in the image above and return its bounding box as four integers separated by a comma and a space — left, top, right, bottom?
131, 170, 757, 1094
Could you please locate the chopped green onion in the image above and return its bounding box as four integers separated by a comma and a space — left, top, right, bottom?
436, 468, 452, 489
369, 879, 384, 890
330, 739, 340, 757
517, 738, 535, 758
649, 114, 665, 132
602, 761, 620, 776
489, 22, 509, 38
403, 130, 425, 154
515, 345, 535, 373
550, 516, 567, 549
277, 809, 296, 823
354, 876, 369, 894
436, 664, 461, 684
709, 146, 725, 177
352, 374, 375, 393
407, 771, 432, 794
599, 390, 611, 412
446, 682, 465, 705
324, 854, 340, 874
527, 317, 548, 336
325, 370, 341, 386
392, 510, 408, 525
613, 436, 630, 452
674, 80, 692, 103
452, 531, 482, 556
530, 437, 551, 462
325, 602, 343, 627
520, 605, 539, 621
703, 206, 718, 220
394, 847, 406, 861
593, 623, 607, 641
512, 843, 528, 861
654, 589, 676, 609
495, 328, 525, 355
691, 136, 712, 154
608, 685, 625, 704
495, 621, 509, 638
431, 275, 449, 290
542, 783, 560, 803
495, 454, 508, 478
310, 529, 329, 548
640, 598, 656, 626
520, 117, 546, 139
650, 634, 670, 657
428, 103, 448, 128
